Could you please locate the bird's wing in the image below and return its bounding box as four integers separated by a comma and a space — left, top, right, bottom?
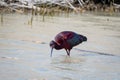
60, 32, 74, 40
54, 32, 73, 47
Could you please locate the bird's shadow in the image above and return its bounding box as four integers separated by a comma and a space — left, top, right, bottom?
74, 48, 116, 56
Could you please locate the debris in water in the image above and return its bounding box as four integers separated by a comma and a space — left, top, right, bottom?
1, 56, 19, 60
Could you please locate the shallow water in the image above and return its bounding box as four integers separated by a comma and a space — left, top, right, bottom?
0, 12, 120, 80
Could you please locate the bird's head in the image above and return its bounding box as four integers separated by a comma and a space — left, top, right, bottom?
50, 40, 62, 57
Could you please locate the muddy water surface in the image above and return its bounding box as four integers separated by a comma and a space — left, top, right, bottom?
0, 13, 120, 80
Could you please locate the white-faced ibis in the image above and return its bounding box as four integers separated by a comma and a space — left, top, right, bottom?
50, 31, 87, 57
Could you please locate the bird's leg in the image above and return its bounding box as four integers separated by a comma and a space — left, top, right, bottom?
62, 39, 70, 56
68, 50, 70, 56
65, 49, 70, 56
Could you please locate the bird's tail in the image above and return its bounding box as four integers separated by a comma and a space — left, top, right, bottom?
79, 34, 87, 41
82, 36, 87, 41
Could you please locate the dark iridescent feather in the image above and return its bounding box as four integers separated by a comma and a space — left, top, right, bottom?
67, 33, 82, 48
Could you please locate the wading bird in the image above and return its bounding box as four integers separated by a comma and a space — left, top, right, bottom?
50, 31, 87, 57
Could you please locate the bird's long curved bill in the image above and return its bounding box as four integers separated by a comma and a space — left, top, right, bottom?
50, 47, 53, 57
